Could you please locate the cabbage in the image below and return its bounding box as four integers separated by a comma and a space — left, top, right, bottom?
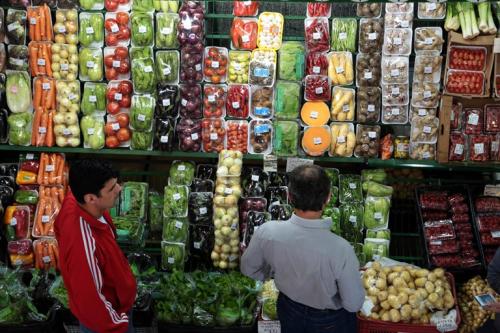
7, 71, 31, 113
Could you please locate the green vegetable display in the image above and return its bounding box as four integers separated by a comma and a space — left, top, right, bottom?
130, 95, 155, 131
339, 174, 363, 203
8, 112, 32, 146
79, 47, 103, 81
322, 207, 340, 234
155, 51, 179, 84
361, 169, 387, 183
6, 71, 31, 114
131, 130, 154, 150
274, 81, 301, 120
132, 57, 156, 93
278, 41, 305, 81
324, 168, 340, 187
169, 161, 195, 185
366, 228, 391, 240
161, 241, 186, 271
154, 0, 179, 12
363, 196, 391, 230
133, 0, 155, 11
81, 83, 106, 115
131, 12, 154, 47
331, 18, 357, 52
48, 276, 69, 309
340, 203, 364, 243
163, 185, 189, 217
325, 186, 339, 208
114, 216, 146, 247
13, 190, 38, 205
149, 192, 164, 233
352, 243, 366, 266
131, 46, 153, 59
156, 13, 179, 49
163, 217, 189, 243
120, 181, 149, 221
362, 180, 393, 197
79, 13, 104, 47
81, 115, 105, 149
273, 120, 298, 157
363, 238, 389, 261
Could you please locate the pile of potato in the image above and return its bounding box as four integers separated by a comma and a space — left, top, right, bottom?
458, 276, 498, 333
362, 261, 455, 324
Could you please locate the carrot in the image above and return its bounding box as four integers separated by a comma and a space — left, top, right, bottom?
47, 110, 54, 147
44, 44, 52, 76
47, 242, 56, 269
38, 109, 48, 146
34, 241, 44, 269
47, 154, 55, 185
42, 197, 53, 236
57, 187, 65, 204
31, 107, 42, 146
34, 12, 41, 41
45, 187, 51, 198
37, 155, 45, 185
42, 153, 50, 185
41, 80, 48, 109
34, 78, 42, 108
39, 9, 45, 40
29, 46, 38, 76
35, 198, 45, 236
50, 80, 56, 109
45, 5, 52, 41
50, 186, 58, 200
44, 79, 53, 109
50, 242, 59, 269
56, 155, 65, 184
42, 242, 50, 270
28, 9, 35, 41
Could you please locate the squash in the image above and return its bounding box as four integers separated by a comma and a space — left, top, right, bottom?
331, 87, 355, 121
330, 122, 355, 157
301, 126, 331, 156
300, 101, 330, 126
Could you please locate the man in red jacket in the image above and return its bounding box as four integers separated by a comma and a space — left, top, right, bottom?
55, 159, 136, 333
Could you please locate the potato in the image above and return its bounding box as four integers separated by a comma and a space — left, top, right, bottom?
388, 295, 402, 309
380, 300, 391, 310
400, 271, 411, 283
408, 294, 419, 308
393, 277, 408, 289
378, 290, 388, 302
433, 267, 445, 278
388, 272, 399, 284
389, 309, 401, 323
382, 267, 392, 275
368, 286, 380, 297
397, 292, 409, 305
425, 281, 435, 294
416, 269, 430, 278
411, 308, 421, 319
376, 278, 387, 290
400, 304, 412, 321
428, 292, 438, 304
388, 286, 398, 296
370, 312, 380, 320
381, 311, 390, 322
427, 272, 437, 282
415, 277, 427, 287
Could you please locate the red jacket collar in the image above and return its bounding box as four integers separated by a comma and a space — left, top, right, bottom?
66, 191, 117, 234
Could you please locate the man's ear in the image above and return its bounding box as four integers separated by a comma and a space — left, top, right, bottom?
83, 193, 97, 205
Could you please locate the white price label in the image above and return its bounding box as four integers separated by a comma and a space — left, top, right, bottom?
430, 240, 442, 246
364, 72, 373, 79
63, 128, 71, 135
195, 64, 202, 71
454, 144, 464, 155
58, 26, 66, 33
37, 58, 46, 66
178, 165, 186, 171
138, 26, 147, 33
162, 99, 171, 106
423, 126, 432, 134
391, 108, 400, 115
10, 218, 17, 226
336, 66, 344, 74
46, 165, 55, 172
401, 20, 409, 28
491, 231, 500, 238
418, 109, 427, 116
208, 95, 216, 102
137, 114, 146, 122
428, 2, 437, 10
468, 113, 479, 125
474, 143, 484, 154
42, 256, 51, 263
61, 63, 69, 71
315, 87, 323, 94
349, 215, 357, 223
175, 221, 184, 229
349, 183, 357, 189
193, 242, 201, 249
312, 66, 320, 74
342, 104, 350, 112
423, 91, 432, 99
163, 66, 171, 75
313, 32, 321, 40
241, 35, 250, 43
210, 133, 218, 140
393, 37, 402, 45
144, 66, 153, 73
391, 87, 400, 95
114, 93, 122, 101
258, 321, 281, 333
424, 66, 433, 74
42, 215, 50, 223
30, 17, 36, 25
367, 105, 375, 112
251, 175, 259, 181
231, 223, 238, 230
339, 32, 347, 40
229, 254, 238, 262
86, 61, 95, 68
86, 27, 94, 34
173, 193, 181, 200
368, 131, 377, 139
425, 37, 433, 45
87, 128, 95, 135
492, 141, 499, 152
7, 22, 20, 32
313, 137, 322, 145
423, 151, 431, 159
368, 32, 377, 40
181, 99, 188, 106
39, 127, 47, 134
374, 212, 383, 220
199, 207, 207, 215
26, 153, 34, 160
211, 61, 220, 69
310, 111, 319, 119
391, 69, 400, 77
191, 133, 199, 140
160, 135, 169, 143
167, 257, 175, 264
337, 136, 346, 143
69, 93, 77, 101
112, 123, 120, 131
113, 60, 121, 68
111, 24, 119, 33
42, 82, 50, 90
161, 27, 173, 35
224, 188, 233, 194
233, 63, 242, 71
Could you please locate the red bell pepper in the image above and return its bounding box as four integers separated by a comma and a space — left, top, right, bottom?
233, 1, 259, 16
226, 84, 250, 118
231, 18, 258, 50
307, 3, 331, 17
304, 18, 330, 52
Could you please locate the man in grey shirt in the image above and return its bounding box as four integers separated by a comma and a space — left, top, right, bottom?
241, 165, 365, 333
479, 247, 500, 332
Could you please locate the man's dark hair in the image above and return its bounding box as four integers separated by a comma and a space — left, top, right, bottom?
69, 159, 119, 204
288, 165, 331, 212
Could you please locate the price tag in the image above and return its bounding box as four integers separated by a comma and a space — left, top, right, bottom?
391, 87, 400, 95
423, 91, 432, 99
430, 240, 442, 245
160, 135, 169, 143
468, 113, 479, 125
58, 26, 66, 33
310, 111, 319, 119
178, 165, 186, 171
241, 35, 250, 43
229, 254, 238, 262
418, 109, 427, 116
175, 221, 184, 229
14, 259, 22, 266
424, 37, 433, 45
255, 107, 270, 116
114, 93, 122, 101
173, 193, 181, 200
87, 61, 95, 68
374, 212, 382, 220
37, 58, 46, 66
42, 215, 50, 223
69, 93, 77, 101
39, 127, 47, 134
474, 143, 484, 154
161, 27, 173, 35
424, 66, 433, 74
313, 32, 321, 40
364, 72, 372, 80
491, 231, 500, 238
391, 108, 400, 115
42, 256, 51, 263
368, 131, 377, 139
428, 2, 437, 10
252, 175, 260, 181
208, 95, 216, 102
144, 66, 153, 73
199, 207, 207, 215
232, 101, 240, 109
423, 126, 432, 134
233, 63, 242, 71
112, 123, 120, 131
63, 128, 71, 136
138, 26, 147, 33
195, 64, 202, 71
11, 58, 24, 66
254, 67, 270, 78
191, 133, 199, 140
312, 66, 320, 74
336, 66, 344, 74
86, 27, 94, 34
315, 87, 323, 94
137, 114, 146, 122
313, 137, 322, 145
113, 60, 121, 68
87, 128, 95, 135
46, 165, 55, 172
26, 154, 34, 160
349, 215, 357, 223
163, 65, 171, 75
61, 63, 69, 71
167, 257, 175, 264
423, 151, 431, 159
7, 22, 20, 32
210, 133, 218, 140
30, 17, 37, 25
193, 242, 201, 249
492, 141, 499, 152
349, 183, 357, 189
401, 20, 409, 28
111, 24, 119, 33
231, 223, 238, 230
10, 218, 17, 226
454, 144, 464, 155
368, 32, 377, 40
258, 321, 281, 333
393, 37, 402, 45
368, 105, 375, 112
337, 136, 346, 144
339, 32, 347, 40
224, 188, 233, 195
212, 61, 220, 68
181, 99, 188, 106
391, 69, 400, 77
396, 143, 409, 152
342, 104, 350, 112
42, 82, 50, 90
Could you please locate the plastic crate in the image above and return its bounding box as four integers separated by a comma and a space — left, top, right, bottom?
358, 273, 460, 333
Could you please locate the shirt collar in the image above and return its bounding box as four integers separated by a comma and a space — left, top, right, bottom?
289, 214, 332, 229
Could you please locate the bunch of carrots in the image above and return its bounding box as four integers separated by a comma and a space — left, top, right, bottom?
27, 4, 53, 42
33, 185, 64, 237
37, 153, 66, 186
29, 41, 53, 77
32, 77, 56, 147
34, 239, 59, 270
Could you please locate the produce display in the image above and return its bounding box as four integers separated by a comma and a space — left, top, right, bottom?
278, 42, 305, 82
331, 18, 356, 52
228, 51, 250, 84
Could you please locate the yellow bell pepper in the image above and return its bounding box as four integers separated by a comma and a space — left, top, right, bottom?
16, 170, 37, 185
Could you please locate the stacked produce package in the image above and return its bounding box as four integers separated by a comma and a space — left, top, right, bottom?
473, 196, 500, 263
115, 181, 148, 247
5, 153, 68, 271
417, 187, 482, 269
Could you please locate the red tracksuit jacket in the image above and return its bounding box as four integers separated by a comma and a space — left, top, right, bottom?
55, 192, 137, 333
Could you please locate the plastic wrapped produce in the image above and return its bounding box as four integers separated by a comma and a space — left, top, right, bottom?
275, 81, 300, 120
331, 18, 357, 52
414, 53, 442, 83
410, 143, 436, 160
358, 18, 384, 54
384, 12, 413, 29
81, 115, 105, 149
330, 123, 355, 157
242, 168, 268, 198
382, 83, 409, 105
5, 205, 30, 240
188, 192, 213, 225
356, 3, 381, 18
120, 182, 148, 220
54, 9, 78, 45
201, 118, 225, 153
339, 174, 363, 203
251, 86, 274, 119
131, 53, 156, 94
363, 196, 391, 230
156, 84, 179, 119
154, 118, 175, 151
130, 95, 155, 132
356, 53, 381, 87
485, 105, 500, 133
354, 124, 380, 158
79, 12, 104, 47
464, 108, 483, 135
156, 13, 179, 49
176, 118, 202, 152
163, 185, 189, 218
228, 50, 250, 84
105, 12, 131, 47
300, 101, 330, 126
177, 1, 205, 47
273, 120, 299, 157
203, 84, 226, 118
363, 238, 389, 261
412, 82, 440, 108
197, 164, 217, 181
179, 84, 202, 119
249, 49, 276, 86
304, 75, 331, 102
328, 52, 354, 86
230, 17, 258, 51
411, 116, 439, 144
249, 119, 273, 154
469, 135, 490, 162
450, 101, 462, 130
161, 241, 186, 271
414, 27, 444, 53
106, 80, 133, 115
301, 126, 331, 157
8, 113, 32, 146
382, 56, 409, 84
226, 120, 248, 154
304, 17, 330, 52
257, 12, 283, 50
386, 3, 414, 13
203, 47, 228, 83
234, 0, 259, 16
449, 46, 486, 71
445, 70, 484, 96
357, 87, 381, 123
266, 186, 288, 205
155, 50, 180, 84
169, 161, 195, 186
307, 2, 331, 17
8, 239, 34, 269
424, 220, 455, 240
269, 203, 292, 221
418, 2, 446, 19
6, 9, 27, 45
340, 203, 364, 243
278, 42, 305, 82
331, 87, 355, 121
383, 28, 412, 56
306, 52, 328, 76
163, 218, 189, 243
226, 84, 249, 119
179, 49, 203, 84
103, 46, 130, 81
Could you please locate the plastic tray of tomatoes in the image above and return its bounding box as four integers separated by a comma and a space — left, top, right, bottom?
203, 84, 226, 118
104, 12, 130, 46
203, 46, 228, 83
464, 107, 484, 135
448, 45, 487, 71
226, 120, 248, 154
105, 113, 131, 148
106, 80, 133, 114
201, 118, 225, 153
445, 69, 484, 96
469, 134, 490, 162
104, 46, 130, 80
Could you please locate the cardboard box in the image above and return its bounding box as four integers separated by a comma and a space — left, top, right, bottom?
443, 32, 495, 98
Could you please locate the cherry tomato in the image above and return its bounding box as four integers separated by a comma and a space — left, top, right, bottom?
119, 81, 133, 95
106, 136, 120, 148
119, 95, 131, 108
106, 68, 119, 80
116, 113, 129, 127
115, 47, 128, 60
104, 55, 115, 68
106, 34, 118, 46
117, 26, 130, 40
118, 61, 130, 74
116, 128, 131, 142
104, 123, 116, 136
118, 0, 128, 4
116, 12, 129, 26
107, 101, 120, 114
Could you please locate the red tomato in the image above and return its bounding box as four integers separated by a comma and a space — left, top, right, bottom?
106, 136, 120, 148
117, 26, 130, 40
107, 101, 121, 114
105, 19, 118, 32
118, 61, 130, 74
106, 88, 118, 101
119, 81, 133, 95
116, 113, 129, 127
118, 0, 128, 4
119, 95, 131, 108
104, 123, 116, 136
105, 0, 119, 11
116, 128, 131, 142
116, 12, 129, 25
115, 47, 128, 60
106, 34, 118, 46
104, 55, 115, 68
106, 68, 119, 80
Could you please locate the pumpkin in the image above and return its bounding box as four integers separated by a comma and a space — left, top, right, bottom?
301, 126, 331, 156
300, 101, 330, 126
